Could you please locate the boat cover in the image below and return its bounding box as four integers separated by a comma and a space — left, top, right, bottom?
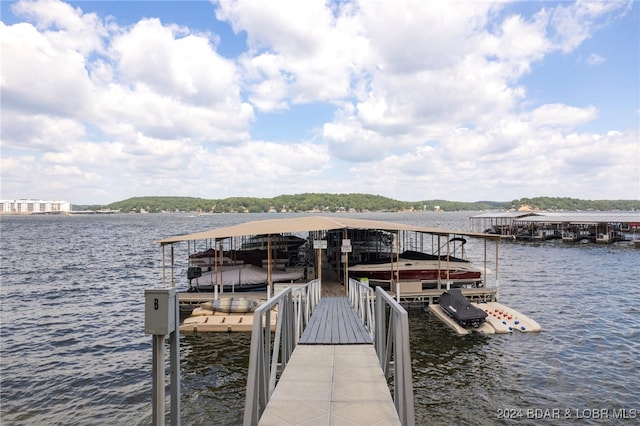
190, 264, 303, 287
353, 250, 469, 266
439, 289, 487, 328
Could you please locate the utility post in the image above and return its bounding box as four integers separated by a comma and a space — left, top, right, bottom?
145, 288, 181, 425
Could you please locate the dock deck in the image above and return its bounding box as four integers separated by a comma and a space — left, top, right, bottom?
299, 297, 372, 344
257, 296, 400, 425
257, 345, 400, 425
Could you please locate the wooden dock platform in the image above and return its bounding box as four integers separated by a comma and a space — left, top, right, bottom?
257, 297, 400, 425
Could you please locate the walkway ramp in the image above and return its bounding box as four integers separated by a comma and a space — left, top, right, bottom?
257, 296, 401, 425
299, 297, 372, 344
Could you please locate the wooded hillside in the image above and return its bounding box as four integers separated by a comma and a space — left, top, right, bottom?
80, 194, 639, 213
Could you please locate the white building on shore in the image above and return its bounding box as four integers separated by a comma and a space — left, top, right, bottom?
0, 199, 71, 214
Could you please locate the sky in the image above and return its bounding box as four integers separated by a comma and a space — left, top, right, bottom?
1, 0, 639, 205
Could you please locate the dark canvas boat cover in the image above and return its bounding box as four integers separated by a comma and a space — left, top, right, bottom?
353, 250, 469, 266
439, 289, 487, 328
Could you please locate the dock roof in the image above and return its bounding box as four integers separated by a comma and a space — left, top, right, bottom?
158, 215, 499, 245
471, 211, 639, 224
470, 211, 540, 219
513, 212, 640, 224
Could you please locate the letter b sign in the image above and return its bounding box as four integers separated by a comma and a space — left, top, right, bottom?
144, 288, 176, 335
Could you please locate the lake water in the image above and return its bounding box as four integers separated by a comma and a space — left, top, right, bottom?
1, 212, 638, 425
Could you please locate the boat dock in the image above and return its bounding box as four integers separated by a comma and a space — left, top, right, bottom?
470, 211, 640, 243
152, 215, 546, 424
257, 297, 401, 425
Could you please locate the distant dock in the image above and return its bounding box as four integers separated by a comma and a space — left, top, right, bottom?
68, 209, 120, 215
470, 211, 640, 244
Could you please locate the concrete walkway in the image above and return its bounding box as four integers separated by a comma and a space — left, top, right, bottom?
257, 345, 401, 425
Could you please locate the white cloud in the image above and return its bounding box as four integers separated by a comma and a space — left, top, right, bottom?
585, 53, 605, 65
358, 1, 497, 73
111, 19, 240, 106
1, 0, 637, 204
548, 0, 632, 53
1, 21, 94, 117
341, 127, 639, 201
1, 111, 86, 151
219, 0, 373, 111
11, 0, 107, 55
105, 18, 253, 143
530, 104, 598, 127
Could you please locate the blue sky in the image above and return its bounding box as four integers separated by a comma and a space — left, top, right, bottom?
1, 0, 638, 205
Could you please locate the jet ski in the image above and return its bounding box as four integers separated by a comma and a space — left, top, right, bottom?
439, 289, 487, 328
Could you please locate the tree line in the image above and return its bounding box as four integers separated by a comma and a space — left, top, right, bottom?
78, 194, 639, 213
509, 197, 639, 211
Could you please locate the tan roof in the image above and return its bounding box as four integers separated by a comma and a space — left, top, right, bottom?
158, 215, 498, 245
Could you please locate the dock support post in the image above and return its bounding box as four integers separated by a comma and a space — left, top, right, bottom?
152, 335, 165, 425
169, 293, 181, 426
495, 238, 500, 302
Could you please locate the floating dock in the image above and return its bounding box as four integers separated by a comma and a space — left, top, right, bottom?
178, 292, 271, 332
180, 311, 273, 333
257, 297, 400, 426
428, 301, 541, 335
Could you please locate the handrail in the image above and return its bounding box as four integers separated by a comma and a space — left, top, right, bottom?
243, 279, 321, 426
348, 278, 415, 425
347, 278, 375, 338
245, 278, 414, 426
374, 286, 416, 426
294, 279, 322, 343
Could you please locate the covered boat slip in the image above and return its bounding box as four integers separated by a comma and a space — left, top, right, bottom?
160, 215, 512, 338
470, 211, 640, 243
159, 215, 502, 305
158, 216, 500, 249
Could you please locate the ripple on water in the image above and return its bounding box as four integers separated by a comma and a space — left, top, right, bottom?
1, 213, 639, 425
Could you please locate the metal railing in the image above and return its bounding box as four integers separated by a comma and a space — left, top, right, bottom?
244, 277, 414, 426
243, 279, 321, 426
348, 278, 375, 339
293, 279, 321, 343
374, 285, 416, 426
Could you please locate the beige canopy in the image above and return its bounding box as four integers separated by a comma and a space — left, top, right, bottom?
158, 215, 498, 245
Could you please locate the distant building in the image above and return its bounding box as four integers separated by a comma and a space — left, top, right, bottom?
0, 199, 71, 214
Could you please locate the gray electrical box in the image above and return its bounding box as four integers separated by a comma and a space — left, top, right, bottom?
145, 288, 176, 335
